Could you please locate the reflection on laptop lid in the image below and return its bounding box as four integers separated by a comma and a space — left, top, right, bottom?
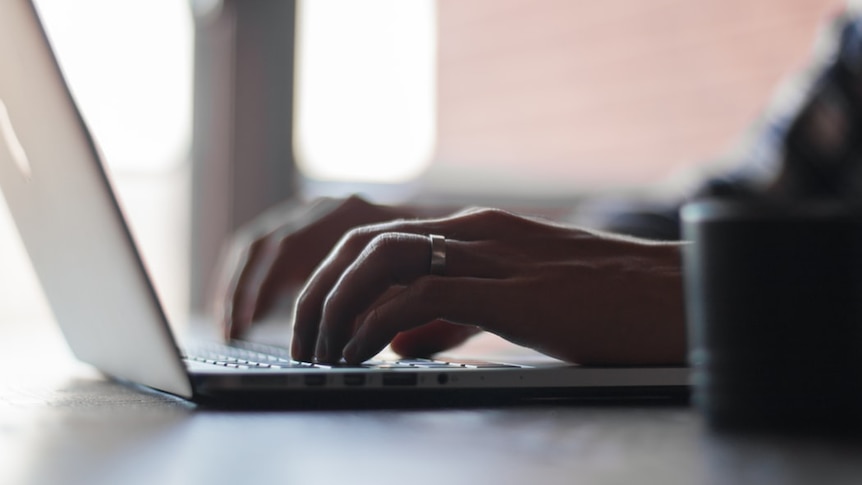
0, 0, 687, 406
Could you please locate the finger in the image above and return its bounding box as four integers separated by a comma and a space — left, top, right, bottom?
292, 225, 434, 360
249, 242, 303, 322
390, 320, 482, 357
226, 236, 280, 339
212, 243, 242, 338
311, 235, 509, 362
249, 197, 396, 331
215, 238, 258, 340
292, 227, 419, 360
250, 206, 374, 322
291, 213, 520, 360
291, 234, 367, 361
293, 235, 508, 361
312, 232, 430, 362
342, 276, 508, 364
222, 199, 341, 337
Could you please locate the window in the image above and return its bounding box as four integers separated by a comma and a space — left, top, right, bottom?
295, 0, 437, 184
296, 0, 842, 200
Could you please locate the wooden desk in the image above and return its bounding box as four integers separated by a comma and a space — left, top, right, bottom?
2, 319, 861, 485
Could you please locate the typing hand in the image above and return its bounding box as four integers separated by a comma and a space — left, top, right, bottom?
292, 208, 687, 365
215, 196, 403, 340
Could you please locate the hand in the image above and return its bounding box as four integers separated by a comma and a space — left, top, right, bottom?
215, 196, 405, 339
292, 208, 687, 365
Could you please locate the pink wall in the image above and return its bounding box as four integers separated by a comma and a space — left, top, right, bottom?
435, 0, 842, 187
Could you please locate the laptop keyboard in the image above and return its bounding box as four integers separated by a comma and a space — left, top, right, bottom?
183, 341, 520, 370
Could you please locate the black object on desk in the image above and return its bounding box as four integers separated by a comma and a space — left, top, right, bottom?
682, 199, 862, 433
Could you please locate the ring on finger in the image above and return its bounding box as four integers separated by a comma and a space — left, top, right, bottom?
429, 234, 446, 276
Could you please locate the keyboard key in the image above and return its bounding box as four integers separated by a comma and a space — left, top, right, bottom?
183, 342, 520, 371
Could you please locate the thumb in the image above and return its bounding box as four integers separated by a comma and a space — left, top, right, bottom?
389, 320, 481, 358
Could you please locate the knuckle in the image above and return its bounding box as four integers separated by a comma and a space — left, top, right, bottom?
340, 226, 363, 244
295, 288, 313, 311
366, 232, 403, 254
477, 207, 512, 221
453, 206, 483, 216
333, 228, 362, 253
340, 226, 374, 252
343, 194, 369, 208
247, 233, 277, 257
247, 237, 265, 252
362, 233, 415, 272
458, 207, 512, 226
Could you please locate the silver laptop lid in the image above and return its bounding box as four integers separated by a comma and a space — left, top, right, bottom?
0, 0, 192, 398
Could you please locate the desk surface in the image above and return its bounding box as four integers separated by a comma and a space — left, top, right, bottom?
2, 319, 861, 485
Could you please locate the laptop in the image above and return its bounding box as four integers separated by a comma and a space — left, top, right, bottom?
0, 0, 687, 406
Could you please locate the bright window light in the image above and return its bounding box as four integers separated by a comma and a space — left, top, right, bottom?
32, 0, 193, 174
294, 0, 437, 184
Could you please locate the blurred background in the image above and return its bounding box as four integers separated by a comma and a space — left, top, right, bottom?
0, 0, 842, 330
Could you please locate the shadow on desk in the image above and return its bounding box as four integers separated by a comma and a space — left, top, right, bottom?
3, 319, 862, 485
3, 373, 862, 485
